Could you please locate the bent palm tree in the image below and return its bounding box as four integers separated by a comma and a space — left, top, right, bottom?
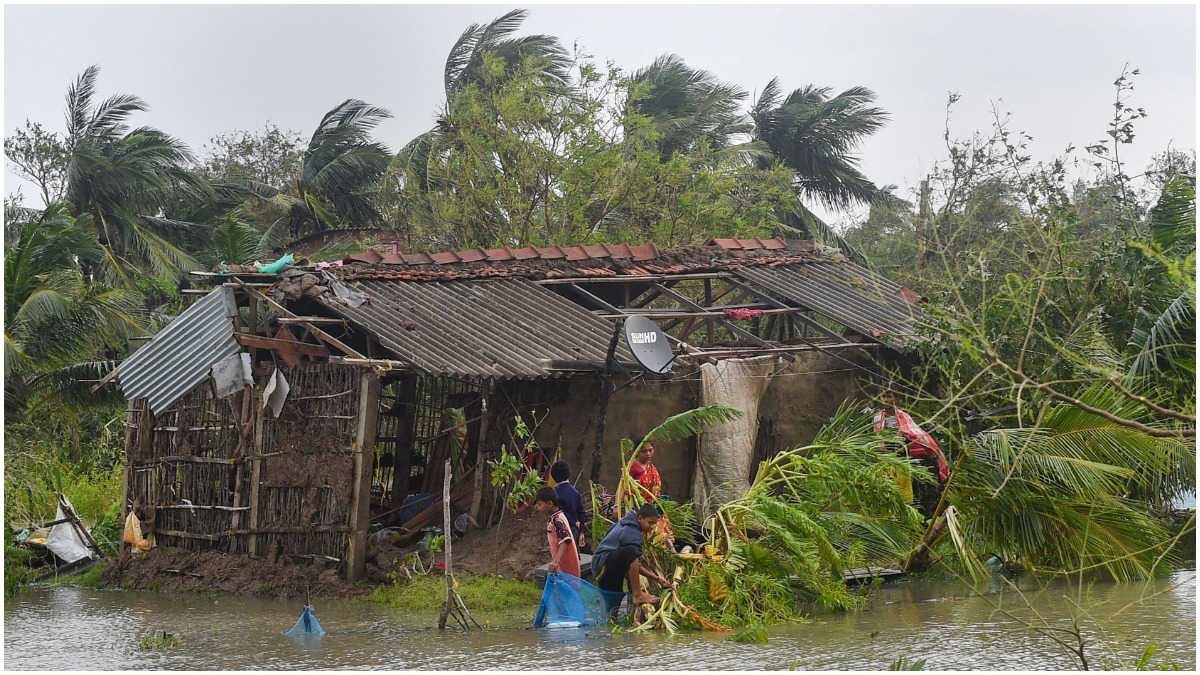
392, 9, 571, 221
626, 54, 762, 162
750, 79, 888, 210
63, 65, 210, 285
920, 385, 1193, 582
254, 99, 393, 246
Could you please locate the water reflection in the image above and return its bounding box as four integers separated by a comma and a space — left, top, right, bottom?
4, 571, 1194, 670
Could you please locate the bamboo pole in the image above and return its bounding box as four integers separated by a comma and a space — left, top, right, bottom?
347, 371, 380, 582
439, 458, 453, 630
469, 383, 493, 523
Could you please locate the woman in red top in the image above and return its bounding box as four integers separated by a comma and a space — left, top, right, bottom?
629, 440, 662, 500
628, 440, 673, 547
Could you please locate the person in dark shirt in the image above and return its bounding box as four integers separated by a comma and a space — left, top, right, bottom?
551, 460, 586, 548
591, 502, 671, 619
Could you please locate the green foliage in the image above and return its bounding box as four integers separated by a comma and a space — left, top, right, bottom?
1134, 642, 1182, 671
677, 405, 926, 624
488, 414, 545, 514
4, 120, 69, 205
888, 656, 927, 671
939, 387, 1192, 583
728, 624, 769, 644
136, 631, 180, 651
369, 574, 541, 612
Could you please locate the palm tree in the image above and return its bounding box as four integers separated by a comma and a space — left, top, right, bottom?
62, 65, 210, 286
255, 99, 393, 245
626, 54, 761, 162
622, 55, 887, 259
4, 202, 144, 417
391, 9, 571, 223
441, 8, 570, 104
749, 79, 888, 210
916, 385, 1193, 582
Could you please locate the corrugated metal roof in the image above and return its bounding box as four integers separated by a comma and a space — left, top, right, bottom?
119, 286, 241, 416
317, 278, 634, 379
734, 262, 924, 350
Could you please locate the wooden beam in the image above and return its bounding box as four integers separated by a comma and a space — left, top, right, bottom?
88, 366, 120, 394
651, 283, 774, 348
277, 317, 348, 325
247, 409, 264, 558
564, 284, 626, 315
722, 278, 847, 343
347, 371, 380, 583
234, 333, 329, 358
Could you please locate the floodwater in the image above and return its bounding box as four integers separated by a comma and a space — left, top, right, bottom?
4, 571, 1195, 670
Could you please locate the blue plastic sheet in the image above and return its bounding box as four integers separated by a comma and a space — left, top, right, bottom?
284, 606, 325, 637
533, 572, 625, 628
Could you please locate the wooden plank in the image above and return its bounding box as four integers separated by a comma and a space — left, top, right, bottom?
651, 282, 773, 348
88, 367, 120, 394
247, 409, 264, 557
160, 525, 352, 541
277, 317, 347, 325
391, 375, 418, 508
234, 333, 330, 358
347, 371, 380, 583
400, 480, 474, 532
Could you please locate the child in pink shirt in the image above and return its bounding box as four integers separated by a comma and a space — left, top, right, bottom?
535, 487, 581, 578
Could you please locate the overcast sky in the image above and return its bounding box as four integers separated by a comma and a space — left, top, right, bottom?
4, 3, 1196, 223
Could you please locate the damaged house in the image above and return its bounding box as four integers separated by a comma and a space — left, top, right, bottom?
116, 237, 925, 581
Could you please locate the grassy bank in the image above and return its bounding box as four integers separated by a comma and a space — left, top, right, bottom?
368, 574, 541, 612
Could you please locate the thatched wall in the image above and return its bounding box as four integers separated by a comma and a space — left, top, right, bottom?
124, 363, 368, 567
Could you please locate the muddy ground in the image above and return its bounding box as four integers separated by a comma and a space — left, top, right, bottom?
101, 507, 550, 600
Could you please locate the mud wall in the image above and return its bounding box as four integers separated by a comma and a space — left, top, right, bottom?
496, 374, 698, 500
755, 350, 871, 459
493, 349, 869, 501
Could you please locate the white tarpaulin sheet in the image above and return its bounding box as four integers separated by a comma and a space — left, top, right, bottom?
692, 356, 778, 517
45, 496, 93, 564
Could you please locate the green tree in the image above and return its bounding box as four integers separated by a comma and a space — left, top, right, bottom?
62, 65, 210, 286
4, 120, 69, 205
198, 123, 304, 190
626, 54, 759, 161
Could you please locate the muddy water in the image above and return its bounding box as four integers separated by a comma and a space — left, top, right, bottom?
5, 571, 1195, 670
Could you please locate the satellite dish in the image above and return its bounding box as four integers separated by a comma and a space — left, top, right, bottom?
623, 315, 674, 374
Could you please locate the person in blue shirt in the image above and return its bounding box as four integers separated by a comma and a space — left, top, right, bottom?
591, 503, 671, 619
551, 460, 586, 548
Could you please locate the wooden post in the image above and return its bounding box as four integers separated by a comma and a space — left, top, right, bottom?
469, 383, 493, 523
347, 370, 380, 582
591, 322, 623, 485
247, 404, 264, 558
391, 374, 418, 509
438, 458, 453, 630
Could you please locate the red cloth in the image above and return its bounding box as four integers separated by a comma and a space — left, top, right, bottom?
630, 460, 662, 499
874, 409, 949, 482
